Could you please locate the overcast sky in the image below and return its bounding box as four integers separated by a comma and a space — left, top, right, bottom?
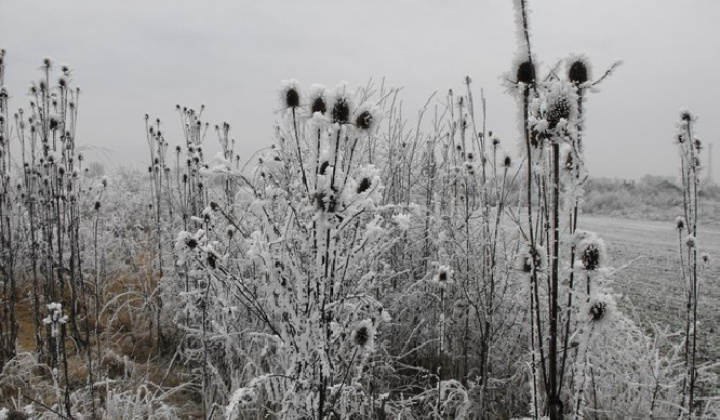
2, 1, 719, 181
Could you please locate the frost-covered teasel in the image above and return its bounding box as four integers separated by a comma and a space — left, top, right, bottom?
675, 216, 686, 230
684, 235, 696, 248
278, 79, 302, 111
575, 236, 606, 271
351, 319, 376, 351
566, 54, 592, 86
581, 293, 617, 329
431, 265, 454, 287
330, 83, 354, 125
701, 252, 709, 265
517, 244, 548, 275
307, 84, 329, 116
353, 102, 381, 133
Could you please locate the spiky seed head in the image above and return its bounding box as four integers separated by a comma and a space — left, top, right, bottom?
332, 97, 350, 124
353, 325, 369, 347
355, 110, 373, 130
207, 253, 217, 269
546, 95, 572, 130
675, 216, 686, 230
357, 177, 371, 194
516, 60, 536, 85
680, 110, 693, 122
503, 155, 512, 168
589, 301, 606, 322
465, 162, 475, 175
285, 87, 300, 108
311, 96, 327, 115
5, 409, 28, 420
581, 244, 601, 270
685, 235, 696, 248
568, 59, 589, 85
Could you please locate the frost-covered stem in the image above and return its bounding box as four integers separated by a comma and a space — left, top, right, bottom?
523, 86, 543, 419
548, 138, 562, 419
529, 275, 540, 420
518, 0, 534, 61
560, 88, 585, 390
291, 107, 310, 195
331, 347, 359, 410
436, 286, 445, 416
573, 324, 595, 420
423, 141, 435, 273
91, 207, 101, 419
58, 318, 73, 418
468, 79, 495, 393
678, 115, 699, 417
202, 273, 212, 420
688, 124, 699, 417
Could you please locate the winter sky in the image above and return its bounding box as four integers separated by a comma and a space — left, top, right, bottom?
1, 0, 719, 181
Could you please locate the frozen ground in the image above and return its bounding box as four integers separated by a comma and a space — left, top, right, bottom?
582, 215, 720, 363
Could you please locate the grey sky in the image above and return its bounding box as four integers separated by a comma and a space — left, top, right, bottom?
1, 0, 719, 181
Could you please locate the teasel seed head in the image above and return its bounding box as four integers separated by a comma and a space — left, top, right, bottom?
589, 301, 606, 322
357, 177, 372, 194
568, 57, 590, 85
546, 95, 572, 131
516, 60, 536, 85
332, 96, 350, 124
